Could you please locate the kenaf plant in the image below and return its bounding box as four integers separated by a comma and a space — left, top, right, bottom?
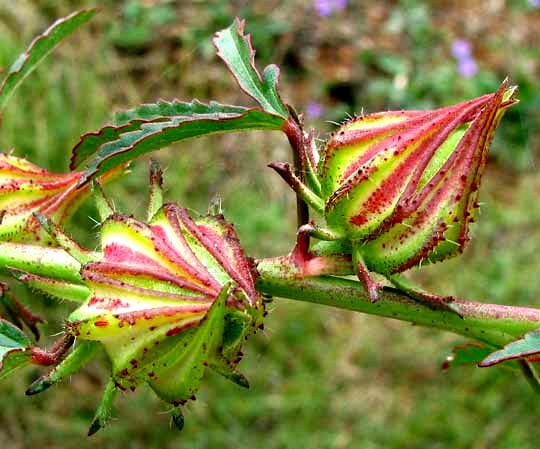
0, 9, 539, 435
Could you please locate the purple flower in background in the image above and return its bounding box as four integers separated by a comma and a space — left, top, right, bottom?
306, 101, 324, 119
529, 0, 540, 7
452, 38, 477, 78
333, 0, 347, 11
315, 0, 347, 16
315, 0, 332, 16
458, 58, 478, 78
451, 39, 472, 60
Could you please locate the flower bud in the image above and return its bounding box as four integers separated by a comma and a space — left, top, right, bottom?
319, 81, 516, 274
67, 203, 263, 402
0, 154, 118, 244
274, 81, 516, 301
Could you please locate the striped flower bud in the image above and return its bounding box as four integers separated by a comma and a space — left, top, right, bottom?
17, 163, 264, 431
67, 203, 263, 402
0, 154, 118, 244
273, 81, 517, 302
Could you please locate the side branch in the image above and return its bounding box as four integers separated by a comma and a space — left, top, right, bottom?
282, 116, 310, 254
256, 257, 540, 348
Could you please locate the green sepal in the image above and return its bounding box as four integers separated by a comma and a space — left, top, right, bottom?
305, 155, 322, 197
209, 357, 250, 389
388, 274, 462, 315
310, 239, 352, 256
222, 309, 251, 358
88, 378, 118, 436
268, 162, 325, 214
0, 242, 83, 283
10, 268, 90, 303
147, 282, 231, 403
171, 407, 185, 431
33, 212, 98, 265
91, 181, 115, 222
299, 223, 345, 242
147, 159, 164, 222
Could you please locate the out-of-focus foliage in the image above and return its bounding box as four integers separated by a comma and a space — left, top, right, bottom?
0, 1, 538, 448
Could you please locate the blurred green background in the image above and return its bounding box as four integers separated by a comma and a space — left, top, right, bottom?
0, 0, 539, 448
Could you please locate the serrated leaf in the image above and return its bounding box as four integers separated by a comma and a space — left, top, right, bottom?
442, 342, 493, 370
0, 9, 97, 110
71, 101, 254, 169
479, 330, 540, 367
213, 18, 288, 118
114, 99, 247, 126
0, 319, 32, 380
73, 106, 284, 184
70, 120, 146, 170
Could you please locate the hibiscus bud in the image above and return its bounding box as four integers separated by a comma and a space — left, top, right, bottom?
0, 154, 119, 244
15, 162, 264, 431
67, 202, 264, 403
272, 81, 517, 302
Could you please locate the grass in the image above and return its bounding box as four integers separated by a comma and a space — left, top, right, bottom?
0, 1, 539, 448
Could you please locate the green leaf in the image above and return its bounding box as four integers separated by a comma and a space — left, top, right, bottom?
0, 9, 97, 110
73, 104, 284, 184
479, 330, 540, 367
213, 18, 288, 118
114, 99, 248, 126
0, 319, 32, 380
69, 121, 145, 170
71, 100, 253, 169
442, 342, 493, 370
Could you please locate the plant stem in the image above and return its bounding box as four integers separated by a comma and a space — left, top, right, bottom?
282, 116, 310, 254
256, 257, 540, 348
3, 240, 540, 351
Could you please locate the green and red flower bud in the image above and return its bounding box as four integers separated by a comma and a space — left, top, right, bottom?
274, 81, 517, 301
65, 202, 263, 402
323, 81, 516, 274
0, 153, 120, 244
11, 162, 264, 430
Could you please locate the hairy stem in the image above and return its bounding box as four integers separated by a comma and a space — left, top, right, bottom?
3, 241, 539, 351
282, 116, 310, 254
256, 256, 540, 348
31, 334, 75, 366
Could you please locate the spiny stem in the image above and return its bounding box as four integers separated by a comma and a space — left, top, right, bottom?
4, 239, 540, 353
282, 115, 310, 254
30, 334, 75, 366
256, 257, 540, 348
